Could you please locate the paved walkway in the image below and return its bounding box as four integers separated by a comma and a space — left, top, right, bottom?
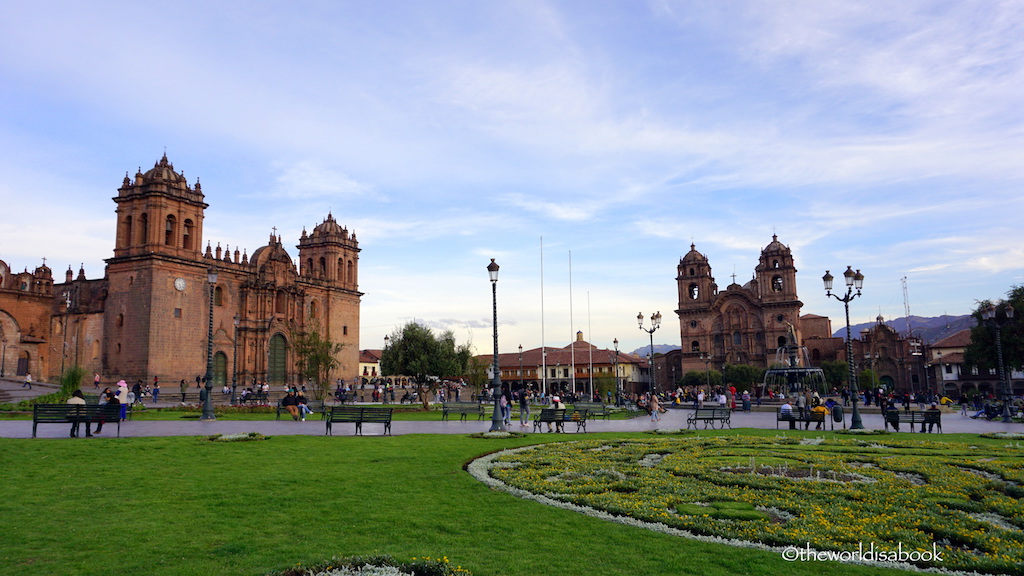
2, 378, 1021, 439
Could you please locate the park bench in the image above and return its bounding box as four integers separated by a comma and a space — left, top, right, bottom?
325, 406, 393, 436
573, 402, 610, 420
884, 410, 942, 433
32, 403, 122, 438
441, 401, 486, 421
532, 408, 589, 433
276, 399, 326, 420
687, 407, 732, 429
776, 409, 830, 430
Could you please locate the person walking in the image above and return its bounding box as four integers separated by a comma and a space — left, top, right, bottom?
22, 373, 32, 389
115, 380, 129, 421
649, 394, 661, 422
152, 380, 160, 404
519, 389, 531, 427
180, 379, 188, 404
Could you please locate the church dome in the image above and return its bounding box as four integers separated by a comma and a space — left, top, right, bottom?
680, 243, 708, 265
761, 234, 790, 255
141, 153, 188, 185
309, 212, 348, 240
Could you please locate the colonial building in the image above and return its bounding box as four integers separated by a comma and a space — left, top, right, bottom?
481, 332, 647, 398
674, 235, 804, 374
0, 154, 362, 389
0, 259, 55, 379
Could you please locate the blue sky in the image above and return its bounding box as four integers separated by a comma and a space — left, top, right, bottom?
1, 1, 1022, 355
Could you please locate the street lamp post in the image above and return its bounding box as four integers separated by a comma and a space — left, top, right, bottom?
613, 338, 621, 406
824, 266, 865, 429
61, 291, 70, 376
231, 314, 240, 405
518, 344, 523, 393
201, 267, 218, 421
700, 352, 711, 391
981, 302, 1015, 423
487, 259, 505, 432
638, 311, 662, 395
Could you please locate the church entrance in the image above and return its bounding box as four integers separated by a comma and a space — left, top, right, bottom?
268, 334, 287, 385
213, 352, 227, 387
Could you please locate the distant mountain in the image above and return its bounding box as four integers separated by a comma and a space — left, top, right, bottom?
630, 344, 680, 357
835, 315, 974, 344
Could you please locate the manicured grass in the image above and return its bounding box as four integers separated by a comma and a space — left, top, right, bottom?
0, 430, 980, 576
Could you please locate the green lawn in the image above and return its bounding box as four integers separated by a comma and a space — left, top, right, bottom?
0, 430, 984, 576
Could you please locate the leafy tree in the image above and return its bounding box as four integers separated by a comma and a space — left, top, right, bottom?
292, 321, 344, 402
681, 369, 720, 390
964, 286, 1024, 373
820, 360, 849, 388
722, 364, 764, 390
380, 321, 473, 409
859, 368, 878, 391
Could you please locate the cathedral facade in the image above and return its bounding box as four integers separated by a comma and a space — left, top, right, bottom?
674, 235, 803, 374
0, 155, 362, 389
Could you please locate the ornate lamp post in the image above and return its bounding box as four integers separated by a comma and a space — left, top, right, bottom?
231, 314, 240, 405
518, 344, 524, 392
201, 267, 218, 421
824, 266, 865, 429
487, 259, 504, 432
700, 351, 712, 391
981, 302, 1015, 423
613, 338, 621, 406
638, 311, 662, 395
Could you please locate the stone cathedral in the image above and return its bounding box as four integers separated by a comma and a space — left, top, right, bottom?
0, 154, 362, 387
674, 235, 803, 374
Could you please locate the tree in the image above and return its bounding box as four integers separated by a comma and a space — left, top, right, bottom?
820, 360, 849, 388
964, 285, 1024, 373
681, 369, 720, 390
380, 321, 473, 409
292, 321, 344, 402
722, 364, 765, 391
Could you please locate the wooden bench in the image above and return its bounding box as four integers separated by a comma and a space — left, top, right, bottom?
325, 406, 393, 436
441, 401, 485, 421
276, 399, 326, 420
687, 407, 732, 429
532, 408, 588, 433
32, 404, 122, 438
573, 402, 610, 420
776, 409, 829, 430
884, 410, 942, 433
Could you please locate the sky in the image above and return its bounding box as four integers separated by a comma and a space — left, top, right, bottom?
1, 1, 1023, 356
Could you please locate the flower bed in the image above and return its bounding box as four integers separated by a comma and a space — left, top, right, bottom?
470, 436, 1024, 574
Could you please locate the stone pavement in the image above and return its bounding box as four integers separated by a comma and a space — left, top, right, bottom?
2, 377, 1022, 439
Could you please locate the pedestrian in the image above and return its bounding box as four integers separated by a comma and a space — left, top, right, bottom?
152, 380, 160, 404
180, 379, 188, 403
115, 380, 129, 421
22, 373, 32, 389
519, 389, 531, 426
93, 373, 101, 389
649, 394, 661, 422
67, 390, 92, 438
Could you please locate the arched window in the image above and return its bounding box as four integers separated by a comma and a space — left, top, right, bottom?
183, 219, 194, 250
732, 332, 742, 347
165, 215, 176, 246
689, 268, 695, 275
772, 276, 783, 292
318, 257, 327, 278
123, 215, 133, 248
139, 213, 149, 245
268, 334, 287, 384
773, 259, 780, 268
691, 340, 700, 352
309, 300, 319, 320
214, 286, 223, 306
305, 258, 313, 277
778, 336, 787, 347
337, 258, 344, 281
347, 260, 354, 284
688, 283, 699, 300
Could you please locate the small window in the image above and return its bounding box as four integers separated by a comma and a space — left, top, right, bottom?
689, 283, 699, 300
174, 308, 182, 318
691, 340, 700, 352
772, 276, 783, 292
343, 325, 348, 336
214, 286, 223, 306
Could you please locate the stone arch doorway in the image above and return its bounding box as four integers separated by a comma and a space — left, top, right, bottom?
268, 334, 288, 385
213, 351, 228, 387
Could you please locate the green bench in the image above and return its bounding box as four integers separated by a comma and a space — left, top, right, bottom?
325, 406, 393, 436
32, 404, 122, 438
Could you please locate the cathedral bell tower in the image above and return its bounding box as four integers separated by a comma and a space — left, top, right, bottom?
296, 212, 359, 291
675, 244, 717, 354
113, 154, 207, 259
755, 235, 798, 302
